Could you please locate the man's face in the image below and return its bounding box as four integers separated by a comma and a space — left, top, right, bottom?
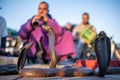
82, 14, 89, 25
38, 3, 48, 15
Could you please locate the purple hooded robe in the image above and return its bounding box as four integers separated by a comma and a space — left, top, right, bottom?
18, 17, 76, 61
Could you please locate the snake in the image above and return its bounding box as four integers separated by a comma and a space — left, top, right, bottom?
17, 25, 94, 77
0, 27, 120, 77
94, 31, 111, 77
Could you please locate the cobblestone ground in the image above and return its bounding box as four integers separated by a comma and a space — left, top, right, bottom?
0, 57, 120, 80
0, 74, 120, 80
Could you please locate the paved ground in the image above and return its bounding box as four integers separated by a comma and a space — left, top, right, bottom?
0, 74, 120, 80
0, 57, 120, 80
0, 64, 120, 80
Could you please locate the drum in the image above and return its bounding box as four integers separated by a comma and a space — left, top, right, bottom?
80, 25, 97, 45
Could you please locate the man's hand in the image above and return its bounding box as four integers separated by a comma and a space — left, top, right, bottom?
32, 15, 41, 24
32, 14, 48, 24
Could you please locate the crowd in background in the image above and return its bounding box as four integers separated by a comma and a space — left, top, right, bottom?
0, 2, 120, 64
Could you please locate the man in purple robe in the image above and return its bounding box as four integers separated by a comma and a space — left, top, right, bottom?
18, 1, 76, 64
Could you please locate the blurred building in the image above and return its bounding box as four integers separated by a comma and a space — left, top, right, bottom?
3, 28, 23, 57
7, 28, 18, 37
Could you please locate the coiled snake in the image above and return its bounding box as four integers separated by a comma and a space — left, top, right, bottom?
0, 24, 120, 77
16, 27, 120, 77
17, 25, 93, 77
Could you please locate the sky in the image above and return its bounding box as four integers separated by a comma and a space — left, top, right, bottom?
0, 0, 120, 43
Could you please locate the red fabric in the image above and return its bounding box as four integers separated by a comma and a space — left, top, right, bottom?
76, 60, 120, 70
109, 60, 120, 67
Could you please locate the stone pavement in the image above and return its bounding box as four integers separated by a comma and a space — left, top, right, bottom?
0, 56, 18, 65
0, 64, 120, 80
0, 56, 120, 80
0, 74, 120, 80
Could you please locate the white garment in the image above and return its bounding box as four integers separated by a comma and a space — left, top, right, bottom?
72, 23, 85, 38
72, 23, 95, 59
72, 23, 87, 58
0, 16, 8, 47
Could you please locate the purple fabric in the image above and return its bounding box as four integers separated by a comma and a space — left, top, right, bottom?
18, 18, 76, 61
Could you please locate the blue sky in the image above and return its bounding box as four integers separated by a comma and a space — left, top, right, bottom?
0, 0, 120, 43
